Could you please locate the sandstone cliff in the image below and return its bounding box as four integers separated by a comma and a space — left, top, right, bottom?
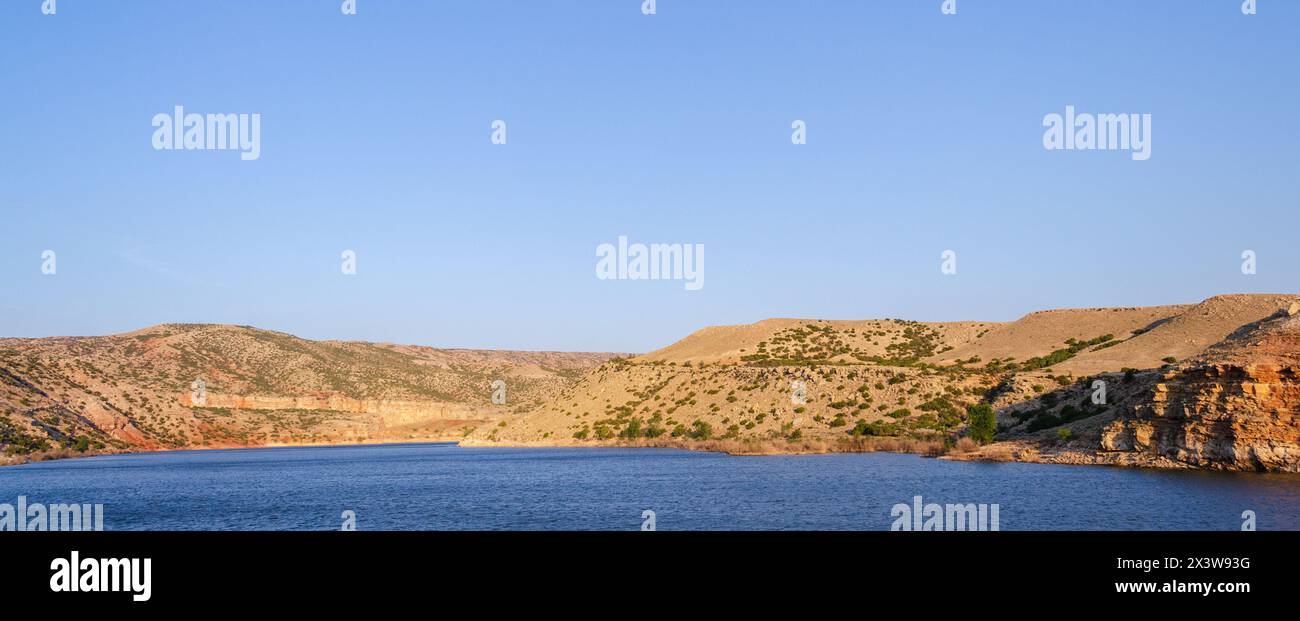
1097, 303, 1300, 471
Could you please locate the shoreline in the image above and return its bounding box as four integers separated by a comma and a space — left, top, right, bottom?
458, 436, 1299, 474
0, 435, 468, 468
459, 435, 947, 457
8, 436, 1298, 476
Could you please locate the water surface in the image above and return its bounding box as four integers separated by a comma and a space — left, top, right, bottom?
3, 443, 1297, 530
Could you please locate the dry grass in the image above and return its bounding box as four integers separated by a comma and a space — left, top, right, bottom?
0, 447, 102, 467
951, 437, 980, 454
981, 444, 1017, 461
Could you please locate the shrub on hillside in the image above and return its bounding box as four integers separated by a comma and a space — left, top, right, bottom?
966, 403, 996, 444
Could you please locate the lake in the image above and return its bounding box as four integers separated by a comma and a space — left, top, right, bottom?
3, 443, 1297, 530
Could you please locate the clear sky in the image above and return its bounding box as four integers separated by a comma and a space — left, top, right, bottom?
2, 1, 1297, 352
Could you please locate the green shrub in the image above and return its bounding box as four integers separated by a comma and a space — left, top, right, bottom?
620, 418, 643, 439
1026, 412, 1061, 432
966, 403, 996, 444
849, 420, 900, 437
689, 420, 712, 440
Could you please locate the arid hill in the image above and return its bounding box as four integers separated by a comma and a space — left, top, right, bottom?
467, 294, 1300, 471
961, 299, 1300, 471
1050, 294, 1297, 374
931, 305, 1187, 370
0, 324, 618, 460
637, 318, 992, 365
7, 295, 1297, 472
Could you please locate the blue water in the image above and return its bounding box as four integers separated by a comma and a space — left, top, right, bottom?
3, 443, 1297, 530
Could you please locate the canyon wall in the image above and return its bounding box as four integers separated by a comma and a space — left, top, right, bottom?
191, 393, 502, 427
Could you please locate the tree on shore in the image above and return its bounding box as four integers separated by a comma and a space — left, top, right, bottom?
966, 403, 996, 445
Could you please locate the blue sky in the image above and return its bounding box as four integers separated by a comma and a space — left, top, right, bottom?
1, 1, 1297, 352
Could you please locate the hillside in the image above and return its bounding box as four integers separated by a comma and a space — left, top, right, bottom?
638, 318, 992, 365
0, 324, 617, 460
7, 295, 1297, 471
468, 294, 1300, 471
931, 305, 1187, 369
1051, 294, 1296, 374
1097, 302, 1300, 469
956, 300, 1300, 471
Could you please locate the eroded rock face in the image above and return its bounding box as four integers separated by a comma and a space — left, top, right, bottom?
191, 393, 497, 426
1101, 364, 1300, 471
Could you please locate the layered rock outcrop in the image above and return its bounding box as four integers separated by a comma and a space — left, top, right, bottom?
1100, 303, 1300, 471
192, 393, 498, 426
1101, 364, 1300, 471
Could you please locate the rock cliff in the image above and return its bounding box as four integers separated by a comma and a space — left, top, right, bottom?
1099, 304, 1300, 471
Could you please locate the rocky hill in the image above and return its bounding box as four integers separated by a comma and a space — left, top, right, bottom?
0, 324, 617, 460
952, 296, 1300, 471
1096, 302, 1300, 470
467, 294, 1300, 471
7, 295, 1297, 472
